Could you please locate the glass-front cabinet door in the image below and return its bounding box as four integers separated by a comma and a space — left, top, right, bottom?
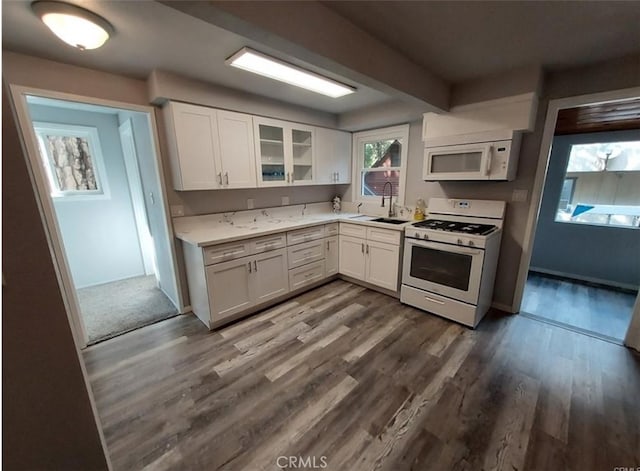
291, 126, 314, 185
254, 117, 315, 187
256, 122, 286, 185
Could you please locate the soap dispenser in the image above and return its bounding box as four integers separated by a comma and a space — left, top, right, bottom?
414, 198, 426, 221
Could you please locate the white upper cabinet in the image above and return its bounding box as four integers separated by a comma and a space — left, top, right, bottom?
254, 117, 315, 187
315, 128, 352, 184
217, 110, 257, 189
164, 102, 257, 190
164, 101, 221, 191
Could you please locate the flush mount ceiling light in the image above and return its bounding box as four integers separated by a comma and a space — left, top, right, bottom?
31, 1, 114, 50
226, 47, 356, 98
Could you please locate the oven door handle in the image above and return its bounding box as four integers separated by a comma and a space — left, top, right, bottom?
407, 239, 483, 256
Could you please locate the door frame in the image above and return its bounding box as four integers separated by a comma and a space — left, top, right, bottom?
8, 84, 185, 348
511, 85, 640, 346
119, 118, 155, 276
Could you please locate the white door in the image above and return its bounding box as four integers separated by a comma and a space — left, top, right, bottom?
207, 257, 253, 322
366, 240, 400, 291
290, 124, 314, 185
333, 130, 352, 184
339, 235, 366, 280
170, 102, 221, 190
325, 236, 339, 276
253, 249, 289, 304
314, 127, 334, 184
217, 110, 257, 188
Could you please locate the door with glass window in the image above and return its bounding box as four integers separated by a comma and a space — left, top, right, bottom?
255, 119, 287, 186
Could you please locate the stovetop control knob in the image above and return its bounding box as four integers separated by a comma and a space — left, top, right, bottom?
457, 238, 463, 245
414, 232, 420, 238
468, 240, 475, 247
423, 234, 429, 240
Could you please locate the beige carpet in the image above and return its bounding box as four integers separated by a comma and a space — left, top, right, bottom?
78, 275, 178, 344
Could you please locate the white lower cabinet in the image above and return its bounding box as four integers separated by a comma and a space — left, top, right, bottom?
365, 240, 400, 291
338, 223, 402, 291
339, 235, 366, 279
205, 248, 288, 325
253, 249, 289, 304
325, 236, 339, 276
206, 258, 253, 322
185, 222, 402, 330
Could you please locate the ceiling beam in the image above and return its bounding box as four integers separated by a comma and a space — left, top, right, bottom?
158, 0, 450, 112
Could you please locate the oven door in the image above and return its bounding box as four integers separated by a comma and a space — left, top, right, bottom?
402, 238, 484, 305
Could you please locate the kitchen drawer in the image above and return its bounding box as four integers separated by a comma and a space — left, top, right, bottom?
339, 222, 367, 239
366, 227, 401, 246
400, 284, 479, 327
289, 260, 325, 291
287, 239, 325, 269
287, 225, 325, 246
251, 233, 287, 254
203, 240, 251, 265
324, 223, 339, 237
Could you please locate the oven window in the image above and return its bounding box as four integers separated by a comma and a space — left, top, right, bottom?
409, 245, 472, 291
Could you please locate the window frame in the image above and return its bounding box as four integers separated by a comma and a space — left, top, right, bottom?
352, 124, 409, 205
33, 122, 110, 201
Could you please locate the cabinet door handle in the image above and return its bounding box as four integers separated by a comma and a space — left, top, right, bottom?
217, 173, 223, 185
291, 172, 295, 183
366, 244, 369, 254
248, 261, 252, 273
361, 243, 364, 253
286, 172, 290, 183
326, 240, 329, 251
225, 172, 229, 185
253, 260, 258, 272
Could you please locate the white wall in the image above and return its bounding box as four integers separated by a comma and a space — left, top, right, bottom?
530, 130, 640, 287
28, 103, 145, 288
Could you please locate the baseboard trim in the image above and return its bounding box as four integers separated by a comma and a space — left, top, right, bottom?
491, 301, 515, 313
529, 267, 638, 292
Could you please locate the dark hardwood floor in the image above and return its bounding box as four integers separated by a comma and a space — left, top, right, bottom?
521, 272, 637, 341
84, 280, 640, 471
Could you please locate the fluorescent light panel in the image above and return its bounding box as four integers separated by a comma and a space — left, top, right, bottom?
227, 48, 355, 98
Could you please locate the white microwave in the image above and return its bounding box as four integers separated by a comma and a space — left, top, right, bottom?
423, 136, 521, 181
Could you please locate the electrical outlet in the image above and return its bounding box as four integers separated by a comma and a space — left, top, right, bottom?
281, 196, 290, 206
247, 198, 255, 209
170, 205, 184, 217
512, 189, 528, 203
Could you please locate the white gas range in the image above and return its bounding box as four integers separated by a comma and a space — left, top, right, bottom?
400, 198, 506, 328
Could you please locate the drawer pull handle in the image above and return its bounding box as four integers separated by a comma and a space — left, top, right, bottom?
248, 262, 252, 273
366, 244, 369, 255
254, 260, 258, 272
361, 243, 364, 253
424, 296, 445, 305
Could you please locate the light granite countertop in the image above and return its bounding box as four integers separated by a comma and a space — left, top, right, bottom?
173, 203, 414, 247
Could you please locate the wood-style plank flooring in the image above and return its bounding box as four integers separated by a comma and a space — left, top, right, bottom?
521, 272, 637, 341
84, 280, 640, 471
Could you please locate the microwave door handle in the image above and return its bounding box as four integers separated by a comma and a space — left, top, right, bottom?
484, 145, 493, 176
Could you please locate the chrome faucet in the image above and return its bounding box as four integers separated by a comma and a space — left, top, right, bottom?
381, 181, 394, 217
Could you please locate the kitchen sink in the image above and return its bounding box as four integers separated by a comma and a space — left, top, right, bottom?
371, 218, 407, 225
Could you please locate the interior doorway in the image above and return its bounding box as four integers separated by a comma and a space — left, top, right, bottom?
11, 88, 184, 346
520, 97, 640, 342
